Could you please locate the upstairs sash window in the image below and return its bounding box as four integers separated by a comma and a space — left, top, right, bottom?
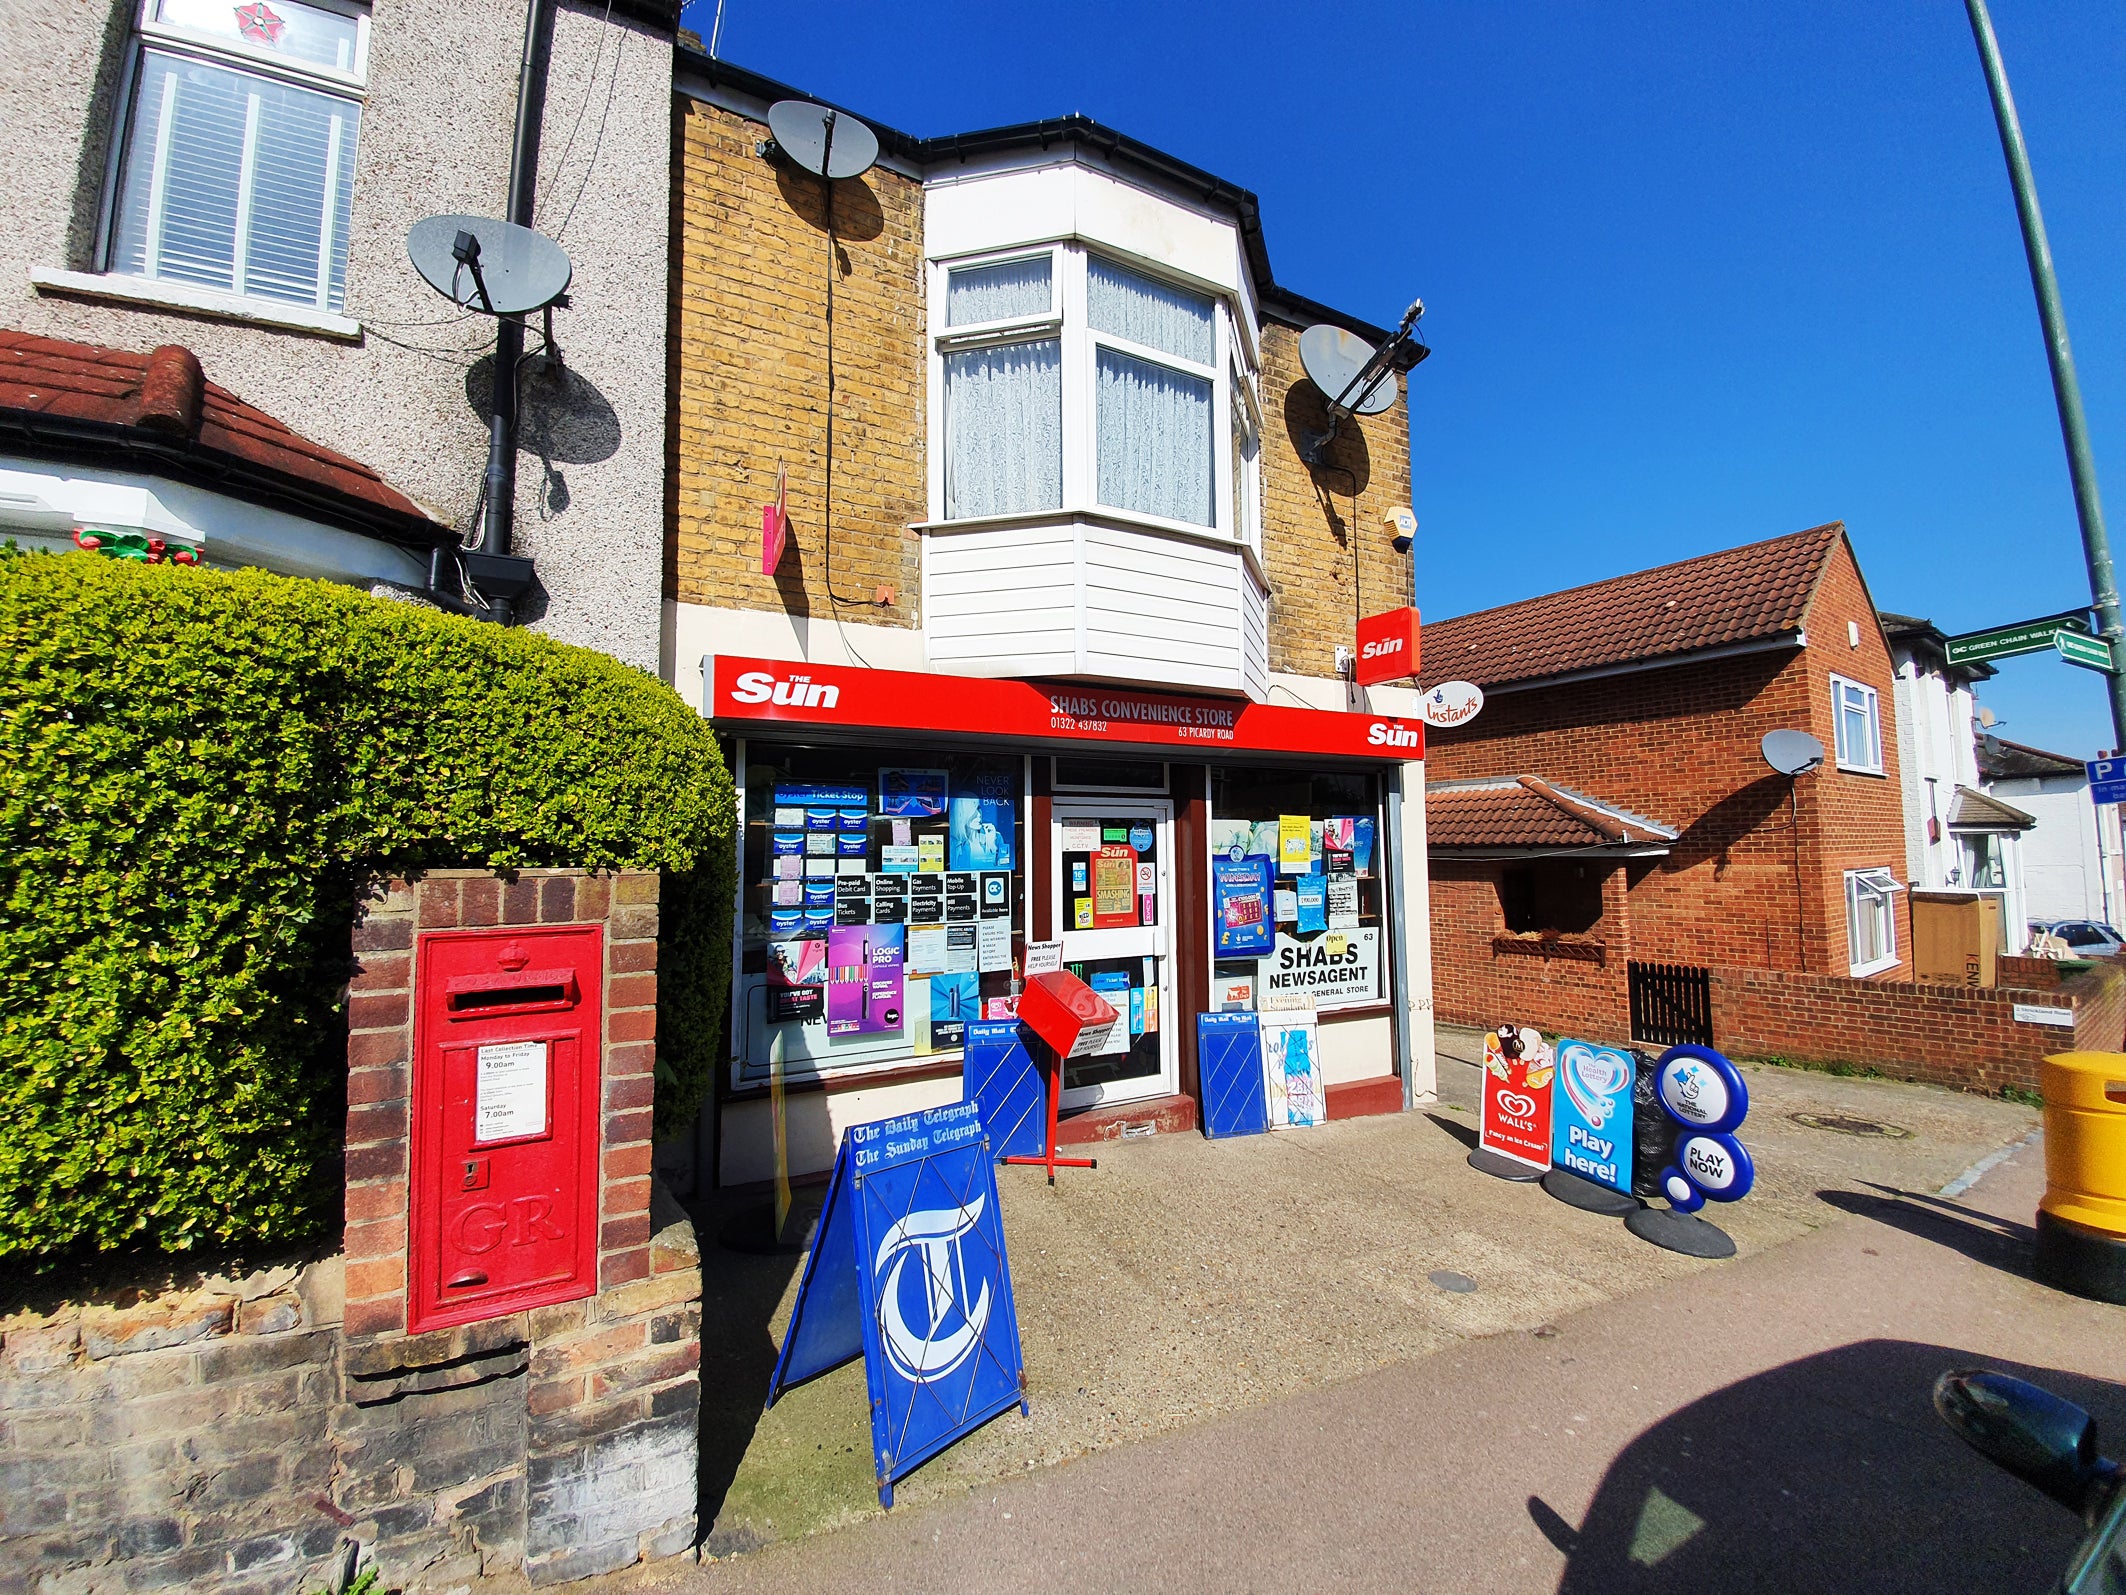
108, 0, 367, 313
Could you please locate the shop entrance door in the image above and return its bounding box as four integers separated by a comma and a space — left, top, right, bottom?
1050, 798, 1176, 1109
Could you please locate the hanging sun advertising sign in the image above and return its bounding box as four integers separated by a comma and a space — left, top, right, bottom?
1354, 607, 1421, 687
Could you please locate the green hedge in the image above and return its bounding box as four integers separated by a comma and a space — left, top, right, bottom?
0, 551, 734, 1259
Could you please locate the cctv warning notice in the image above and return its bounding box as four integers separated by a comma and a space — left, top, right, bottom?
710, 656, 1424, 762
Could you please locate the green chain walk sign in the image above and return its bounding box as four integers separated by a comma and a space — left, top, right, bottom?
2056, 630, 2116, 673
1943, 611, 2094, 667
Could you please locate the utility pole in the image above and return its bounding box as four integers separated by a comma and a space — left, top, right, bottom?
1964, 0, 2126, 748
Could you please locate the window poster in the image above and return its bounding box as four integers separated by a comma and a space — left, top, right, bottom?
826, 925, 904, 1035
976, 918, 1012, 972
1089, 970, 1133, 1056
1213, 855, 1275, 956
1093, 844, 1139, 928
767, 939, 827, 1024
945, 924, 979, 972
879, 767, 949, 818
1278, 814, 1313, 873
907, 925, 947, 974
918, 835, 946, 873
949, 772, 1016, 871
930, 971, 976, 1048
881, 844, 919, 873
1295, 875, 1328, 934
1326, 873, 1361, 929
1351, 817, 1376, 876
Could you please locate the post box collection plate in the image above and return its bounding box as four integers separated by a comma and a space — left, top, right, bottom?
408, 925, 604, 1334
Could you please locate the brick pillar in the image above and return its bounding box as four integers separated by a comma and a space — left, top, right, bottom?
335, 869, 699, 1590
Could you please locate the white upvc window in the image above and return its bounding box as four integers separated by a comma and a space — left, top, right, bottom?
1831, 673, 1884, 774
932, 243, 1257, 543
1845, 867, 1902, 975
104, 0, 368, 315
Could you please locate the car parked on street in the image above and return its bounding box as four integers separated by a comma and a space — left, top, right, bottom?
2032, 920, 2126, 959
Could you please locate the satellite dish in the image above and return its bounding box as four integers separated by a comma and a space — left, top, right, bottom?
407, 214, 572, 317
767, 99, 879, 180
1761, 729, 1826, 777
1299, 324, 1399, 416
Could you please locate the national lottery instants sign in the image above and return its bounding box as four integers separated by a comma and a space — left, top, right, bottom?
1256, 929, 1381, 1006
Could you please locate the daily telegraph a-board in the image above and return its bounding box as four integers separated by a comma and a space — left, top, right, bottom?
764, 1101, 1028, 1505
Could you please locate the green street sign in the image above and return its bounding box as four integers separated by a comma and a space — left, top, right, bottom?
2056, 630, 2116, 672
1943, 611, 2093, 665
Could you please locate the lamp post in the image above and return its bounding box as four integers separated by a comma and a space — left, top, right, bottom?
1963, 0, 2126, 748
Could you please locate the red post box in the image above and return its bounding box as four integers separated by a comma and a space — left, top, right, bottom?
408, 925, 603, 1334
1016, 969, 1121, 1061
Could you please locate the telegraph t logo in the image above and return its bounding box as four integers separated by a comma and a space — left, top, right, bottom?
873, 1194, 994, 1383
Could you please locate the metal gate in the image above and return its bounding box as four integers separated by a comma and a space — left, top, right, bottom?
1628, 961, 1713, 1048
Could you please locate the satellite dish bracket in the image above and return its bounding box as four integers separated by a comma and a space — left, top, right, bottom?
1299, 299, 1427, 467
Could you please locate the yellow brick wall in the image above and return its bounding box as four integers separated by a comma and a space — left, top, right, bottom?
1257, 320, 1413, 679
667, 98, 926, 627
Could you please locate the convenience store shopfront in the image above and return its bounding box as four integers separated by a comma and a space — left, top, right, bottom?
703, 654, 1433, 1186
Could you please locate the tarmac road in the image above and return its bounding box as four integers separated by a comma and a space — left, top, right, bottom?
666, 1132, 2126, 1595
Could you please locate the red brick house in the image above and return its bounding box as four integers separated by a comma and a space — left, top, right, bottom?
1422, 522, 1911, 1043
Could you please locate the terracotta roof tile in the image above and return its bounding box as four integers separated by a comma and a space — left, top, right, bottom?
0, 328, 438, 530
1420, 524, 1843, 690
1427, 777, 1679, 850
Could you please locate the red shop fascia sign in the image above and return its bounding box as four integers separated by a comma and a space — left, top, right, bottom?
706, 655, 1425, 761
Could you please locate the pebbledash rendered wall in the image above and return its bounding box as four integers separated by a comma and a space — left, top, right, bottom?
0, 869, 702, 1594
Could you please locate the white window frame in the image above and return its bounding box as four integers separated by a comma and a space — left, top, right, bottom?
928, 242, 1259, 548
1830, 673, 1884, 775
96, 0, 371, 314
1845, 867, 1902, 976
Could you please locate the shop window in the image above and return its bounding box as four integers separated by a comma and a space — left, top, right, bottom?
735, 745, 1025, 1085
1845, 867, 1900, 975
1208, 769, 1387, 1013
107, 0, 367, 314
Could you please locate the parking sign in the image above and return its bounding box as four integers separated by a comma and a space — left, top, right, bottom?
2088, 757, 2126, 807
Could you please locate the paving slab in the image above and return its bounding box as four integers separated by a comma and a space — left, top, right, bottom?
683, 1045, 2037, 1558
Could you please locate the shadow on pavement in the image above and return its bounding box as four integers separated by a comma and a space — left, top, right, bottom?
1815, 1184, 2035, 1279
685, 1185, 822, 1556
1534, 1339, 2120, 1593
1425, 1111, 1480, 1152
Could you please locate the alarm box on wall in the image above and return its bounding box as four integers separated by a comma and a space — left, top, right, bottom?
407, 925, 604, 1334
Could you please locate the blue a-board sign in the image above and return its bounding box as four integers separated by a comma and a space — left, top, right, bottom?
1550, 1039, 1635, 1194
2088, 756, 2126, 807
1197, 1012, 1269, 1139
764, 1101, 1029, 1506
963, 1021, 1046, 1161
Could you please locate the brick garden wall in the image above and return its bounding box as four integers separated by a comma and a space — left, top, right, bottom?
667, 96, 926, 626
1706, 958, 2126, 1096
0, 870, 704, 1595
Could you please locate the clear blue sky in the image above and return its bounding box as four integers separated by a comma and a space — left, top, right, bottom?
679, 0, 2126, 759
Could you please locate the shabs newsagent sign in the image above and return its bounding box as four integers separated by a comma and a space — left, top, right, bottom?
765, 1101, 1027, 1506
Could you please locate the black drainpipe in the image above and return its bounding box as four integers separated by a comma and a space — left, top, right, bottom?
463, 0, 553, 623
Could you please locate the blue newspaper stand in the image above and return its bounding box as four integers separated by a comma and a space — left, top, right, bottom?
962, 1020, 1047, 1162
764, 1100, 1029, 1506
1198, 1012, 1270, 1139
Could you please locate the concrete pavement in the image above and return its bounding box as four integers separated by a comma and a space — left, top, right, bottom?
651, 1125, 2124, 1594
